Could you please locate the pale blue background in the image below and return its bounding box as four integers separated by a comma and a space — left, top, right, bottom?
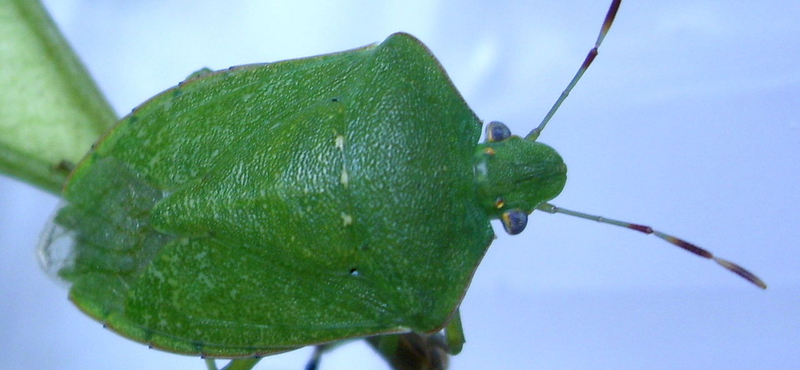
2, 0, 798, 369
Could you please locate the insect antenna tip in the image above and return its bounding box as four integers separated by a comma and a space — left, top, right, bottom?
713, 257, 768, 290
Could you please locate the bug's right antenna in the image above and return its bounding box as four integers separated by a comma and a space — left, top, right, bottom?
536, 202, 767, 289
525, 0, 622, 142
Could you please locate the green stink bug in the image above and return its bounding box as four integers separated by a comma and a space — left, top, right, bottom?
44, 30, 502, 358
25, 0, 778, 369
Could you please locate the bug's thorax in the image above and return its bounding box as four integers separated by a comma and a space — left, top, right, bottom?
473, 135, 567, 220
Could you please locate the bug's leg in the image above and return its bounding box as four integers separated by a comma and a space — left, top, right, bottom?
304, 345, 325, 370
443, 308, 465, 355
535, 202, 767, 289
525, 0, 621, 141
218, 358, 261, 370
366, 332, 450, 370
303, 341, 349, 370
204, 358, 218, 370
304, 339, 360, 370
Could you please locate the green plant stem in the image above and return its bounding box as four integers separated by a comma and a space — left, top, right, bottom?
0, 0, 117, 195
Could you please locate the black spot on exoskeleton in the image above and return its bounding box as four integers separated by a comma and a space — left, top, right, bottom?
331, 97, 340, 102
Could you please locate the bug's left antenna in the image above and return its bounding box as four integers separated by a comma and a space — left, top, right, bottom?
526, 0, 622, 142
536, 202, 767, 289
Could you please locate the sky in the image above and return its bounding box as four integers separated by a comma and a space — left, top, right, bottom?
1, 0, 798, 369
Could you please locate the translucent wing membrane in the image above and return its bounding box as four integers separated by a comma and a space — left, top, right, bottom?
36, 203, 77, 288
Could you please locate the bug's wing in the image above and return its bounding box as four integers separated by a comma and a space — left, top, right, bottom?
37, 203, 77, 289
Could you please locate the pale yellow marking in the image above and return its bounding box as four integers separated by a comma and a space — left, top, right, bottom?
336, 133, 352, 225
335, 134, 349, 187
335, 135, 345, 150
341, 212, 353, 226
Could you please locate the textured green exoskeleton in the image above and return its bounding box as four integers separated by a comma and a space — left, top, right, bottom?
39, 33, 566, 358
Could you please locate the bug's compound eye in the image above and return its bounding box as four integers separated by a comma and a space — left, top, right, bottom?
501, 209, 528, 235
486, 121, 511, 142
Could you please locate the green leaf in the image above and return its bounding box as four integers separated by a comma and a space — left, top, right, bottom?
0, 0, 116, 194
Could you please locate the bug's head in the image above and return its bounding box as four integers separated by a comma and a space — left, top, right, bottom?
474, 121, 567, 235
